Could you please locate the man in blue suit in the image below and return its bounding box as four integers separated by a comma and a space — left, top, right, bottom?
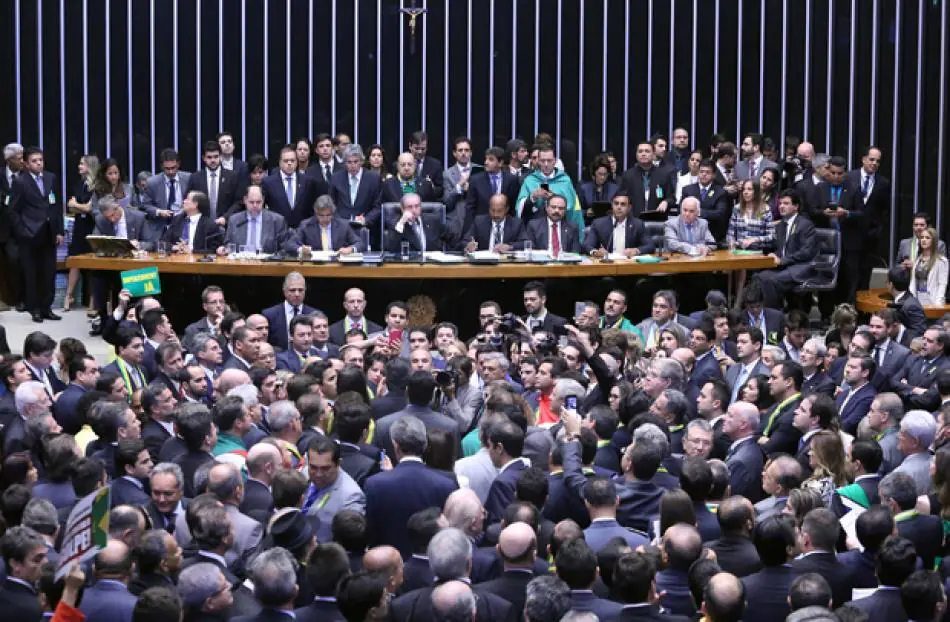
836, 356, 877, 435
109, 438, 152, 507
374, 371, 461, 461
483, 418, 528, 525
462, 194, 525, 253
276, 316, 323, 373
285, 195, 362, 255
79, 539, 140, 622
582, 191, 655, 257
582, 477, 648, 552
262, 272, 318, 352
329, 144, 383, 227
261, 146, 323, 227
847, 531, 917, 621
741, 515, 796, 622
53, 354, 99, 435
364, 416, 458, 558
723, 401, 765, 503
460, 146, 521, 235
689, 321, 723, 391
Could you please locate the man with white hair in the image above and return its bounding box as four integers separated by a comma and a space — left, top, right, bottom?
643, 358, 686, 400
800, 338, 835, 397
1, 380, 52, 456
442, 488, 486, 542
1, 143, 25, 311
722, 401, 764, 502
894, 410, 937, 494
328, 143, 384, 226
664, 196, 716, 256
262, 271, 318, 351
177, 563, 234, 620
389, 528, 514, 622
265, 399, 303, 448
227, 382, 267, 448
430, 580, 477, 622
552, 378, 586, 418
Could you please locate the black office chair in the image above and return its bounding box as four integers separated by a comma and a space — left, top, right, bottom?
380, 202, 448, 252
645, 221, 666, 253
793, 228, 841, 293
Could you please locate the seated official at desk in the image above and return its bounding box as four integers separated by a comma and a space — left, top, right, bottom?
284, 194, 361, 255
92, 194, 153, 249
522, 193, 582, 255
755, 189, 819, 309
462, 194, 524, 253
381, 152, 438, 204
383, 192, 455, 253
578, 154, 619, 214
162, 190, 224, 252
663, 197, 716, 256
217, 185, 289, 255
582, 190, 654, 258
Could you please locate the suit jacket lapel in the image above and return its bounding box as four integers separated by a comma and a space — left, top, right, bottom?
294, 174, 305, 208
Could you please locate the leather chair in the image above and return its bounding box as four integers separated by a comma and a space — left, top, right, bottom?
793, 228, 840, 293
645, 221, 666, 253
380, 202, 447, 252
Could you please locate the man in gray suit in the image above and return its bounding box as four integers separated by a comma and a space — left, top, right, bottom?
442, 136, 482, 215
725, 326, 770, 404
284, 194, 362, 255
93, 195, 153, 249
142, 147, 191, 240
303, 434, 366, 543
893, 410, 937, 495
735, 133, 778, 180
206, 463, 263, 565
664, 197, 716, 255
896, 212, 948, 267
217, 185, 288, 254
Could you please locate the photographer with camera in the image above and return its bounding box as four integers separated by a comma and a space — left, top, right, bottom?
436, 356, 483, 434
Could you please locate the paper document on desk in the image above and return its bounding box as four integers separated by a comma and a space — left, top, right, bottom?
608, 252, 629, 261
468, 250, 501, 261
553, 252, 584, 263
306, 251, 337, 262
338, 254, 364, 263
426, 252, 465, 263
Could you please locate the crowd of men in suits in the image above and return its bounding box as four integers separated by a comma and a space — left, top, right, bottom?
1, 128, 949, 622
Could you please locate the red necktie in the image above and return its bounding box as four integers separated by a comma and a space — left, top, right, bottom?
551, 222, 561, 255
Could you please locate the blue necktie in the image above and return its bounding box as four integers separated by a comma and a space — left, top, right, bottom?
686, 224, 694, 243
492, 174, 500, 194
285, 175, 294, 206
862, 175, 871, 196
700, 186, 708, 201
248, 217, 259, 252
35, 174, 44, 194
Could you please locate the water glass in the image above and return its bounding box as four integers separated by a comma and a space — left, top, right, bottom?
522, 240, 533, 261
226, 243, 237, 257
239, 245, 248, 260
400, 241, 410, 260
156, 241, 167, 258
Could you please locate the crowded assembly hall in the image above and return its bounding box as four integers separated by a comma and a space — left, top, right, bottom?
2, 7, 950, 622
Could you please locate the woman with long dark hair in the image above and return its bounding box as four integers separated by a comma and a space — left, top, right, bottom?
63, 154, 99, 312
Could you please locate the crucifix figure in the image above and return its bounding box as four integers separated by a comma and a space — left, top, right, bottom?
400, 1, 427, 55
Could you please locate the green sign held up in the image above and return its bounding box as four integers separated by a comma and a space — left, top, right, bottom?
120, 266, 162, 297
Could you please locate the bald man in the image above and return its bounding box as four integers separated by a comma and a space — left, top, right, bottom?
245, 314, 270, 342
329, 288, 383, 345
476, 523, 537, 616
462, 193, 525, 253
242, 442, 282, 522
207, 463, 263, 564
431, 580, 477, 622
363, 545, 405, 596
658, 524, 705, 617
701, 573, 745, 622
723, 401, 765, 503
80, 539, 138, 621
382, 152, 438, 204
443, 489, 486, 541
217, 368, 251, 395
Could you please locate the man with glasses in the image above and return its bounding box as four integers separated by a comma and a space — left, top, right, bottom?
303, 435, 366, 542
682, 419, 714, 459
184, 286, 228, 353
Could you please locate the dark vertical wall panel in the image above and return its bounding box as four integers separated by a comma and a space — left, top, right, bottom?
4, 0, 948, 246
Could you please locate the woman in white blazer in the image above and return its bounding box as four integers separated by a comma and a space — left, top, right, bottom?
909, 227, 949, 306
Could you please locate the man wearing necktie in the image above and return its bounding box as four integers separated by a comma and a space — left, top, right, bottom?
442, 137, 477, 207
9, 147, 64, 322
284, 195, 360, 256
756, 190, 818, 310
846, 147, 891, 291
387, 192, 452, 253
815, 155, 864, 315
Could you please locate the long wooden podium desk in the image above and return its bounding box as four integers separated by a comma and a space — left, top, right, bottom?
66, 250, 778, 279
856, 288, 950, 319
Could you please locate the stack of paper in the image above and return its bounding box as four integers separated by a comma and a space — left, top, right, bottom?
338, 254, 364, 263
553, 252, 584, 263
426, 252, 465, 263
468, 251, 501, 261
306, 251, 337, 262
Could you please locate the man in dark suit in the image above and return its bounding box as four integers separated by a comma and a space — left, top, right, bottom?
462, 194, 525, 253
886, 266, 929, 340
141, 148, 192, 240
759, 361, 804, 457
680, 160, 731, 240
307, 133, 344, 185
0, 143, 25, 311
110, 438, 153, 507
261, 272, 318, 352
241, 442, 280, 524
460, 147, 521, 235
329, 288, 382, 346
295, 543, 350, 622
286, 195, 362, 255
185, 140, 247, 225
52, 354, 98, 435
221, 326, 261, 374
328, 144, 384, 227
554, 538, 624, 619
835, 357, 877, 434
261, 146, 324, 228
382, 152, 439, 204
800, 340, 836, 398
723, 401, 765, 503
619, 141, 677, 216
522, 194, 582, 255
218, 185, 289, 254
890, 326, 950, 411
374, 371, 461, 461
478, 522, 540, 617
688, 321, 723, 391
708, 497, 762, 578
364, 416, 457, 557
383, 192, 456, 253
582, 191, 655, 257
483, 418, 528, 525
521, 280, 567, 336
791, 508, 856, 608
370, 358, 410, 420
755, 189, 819, 309
161, 191, 224, 252
845, 147, 891, 290
79, 539, 140, 622
0, 524, 47, 620
276, 316, 325, 374
92, 196, 153, 247
406, 130, 443, 195
609, 551, 692, 622
848, 531, 917, 622
217, 131, 248, 182
867, 310, 912, 392
741, 515, 797, 622
9, 147, 64, 322
880, 471, 943, 571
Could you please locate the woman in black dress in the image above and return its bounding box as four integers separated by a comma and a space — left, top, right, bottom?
63, 154, 99, 312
